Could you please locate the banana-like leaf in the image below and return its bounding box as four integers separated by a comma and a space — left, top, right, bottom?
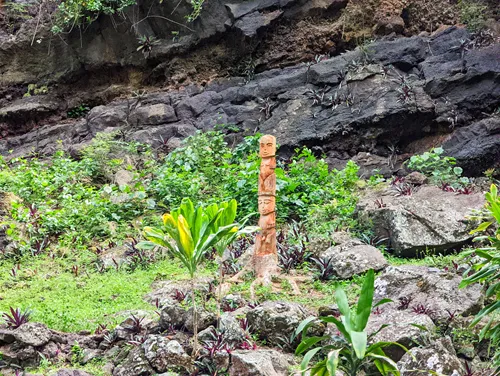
179, 198, 195, 228
296, 336, 329, 355
367, 341, 408, 354
373, 298, 393, 308
355, 269, 374, 331
295, 316, 318, 342
470, 221, 493, 234
471, 300, 500, 327
320, 316, 351, 341
367, 352, 400, 376
142, 227, 170, 248
177, 214, 193, 252
334, 288, 350, 323
300, 347, 322, 373
326, 349, 340, 376
350, 330, 367, 359
310, 359, 328, 376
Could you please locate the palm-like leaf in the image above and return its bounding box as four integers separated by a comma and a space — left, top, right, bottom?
296, 269, 405, 375
141, 198, 253, 277
460, 184, 500, 363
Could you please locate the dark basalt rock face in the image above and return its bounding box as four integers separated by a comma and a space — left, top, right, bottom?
1, 27, 499, 176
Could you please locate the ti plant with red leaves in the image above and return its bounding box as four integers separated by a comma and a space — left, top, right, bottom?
310, 256, 335, 281
123, 315, 145, 334
2, 307, 31, 329
391, 181, 415, 196
412, 304, 436, 318
277, 221, 312, 273
172, 289, 188, 303
200, 327, 233, 358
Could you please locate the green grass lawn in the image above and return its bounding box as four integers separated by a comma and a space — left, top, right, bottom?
0, 256, 198, 332
0, 243, 468, 333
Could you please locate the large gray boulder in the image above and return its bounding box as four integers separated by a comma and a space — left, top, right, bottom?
159, 303, 216, 333
366, 309, 436, 361
142, 336, 193, 373
113, 346, 154, 376
0, 343, 39, 367
247, 301, 308, 346
128, 103, 178, 126
198, 313, 247, 346
184, 307, 217, 333
358, 185, 485, 257
442, 117, 500, 177
159, 304, 188, 330
318, 238, 388, 279
374, 265, 483, 321
397, 337, 465, 376
229, 349, 294, 376
13, 322, 52, 347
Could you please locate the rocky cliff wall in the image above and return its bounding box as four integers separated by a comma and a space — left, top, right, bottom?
1, 26, 498, 176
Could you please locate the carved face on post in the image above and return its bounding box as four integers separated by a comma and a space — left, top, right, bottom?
258, 195, 275, 216
259, 135, 276, 158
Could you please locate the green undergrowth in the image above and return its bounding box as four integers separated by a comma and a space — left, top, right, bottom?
228, 273, 366, 310
0, 130, 363, 331
0, 131, 361, 256
27, 359, 108, 376
0, 255, 210, 332
383, 248, 472, 269
0, 130, 478, 334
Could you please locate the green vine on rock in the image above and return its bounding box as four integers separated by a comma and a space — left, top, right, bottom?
51, 0, 136, 33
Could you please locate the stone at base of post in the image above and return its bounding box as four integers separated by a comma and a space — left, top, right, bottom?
253, 252, 279, 283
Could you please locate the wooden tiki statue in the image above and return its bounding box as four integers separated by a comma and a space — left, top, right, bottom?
254, 135, 278, 280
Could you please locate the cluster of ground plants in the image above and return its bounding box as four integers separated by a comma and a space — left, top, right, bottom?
0, 130, 361, 331
1, 130, 499, 375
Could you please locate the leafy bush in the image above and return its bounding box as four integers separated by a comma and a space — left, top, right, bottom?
51, 0, 136, 33
0, 130, 360, 255
0, 148, 150, 253
305, 160, 360, 234
458, 0, 488, 32
67, 104, 91, 119
295, 269, 404, 375
51, 0, 206, 33
460, 184, 500, 368
406, 147, 469, 189
150, 131, 360, 228
140, 197, 248, 352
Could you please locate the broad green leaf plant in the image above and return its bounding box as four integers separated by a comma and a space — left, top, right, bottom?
406, 147, 469, 189
295, 269, 405, 376
139, 197, 255, 353
210, 199, 258, 326
460, 184, 500, 368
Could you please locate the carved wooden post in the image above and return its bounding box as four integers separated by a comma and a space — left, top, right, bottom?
254, 135, 278, 282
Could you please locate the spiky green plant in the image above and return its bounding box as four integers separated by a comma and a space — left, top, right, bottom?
295, 269, 405, 375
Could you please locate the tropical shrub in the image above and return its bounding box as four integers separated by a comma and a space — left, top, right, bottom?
51, 0, 136, 33
295, 269, 404, 376
150, 131, 360, 228
460, 184, 500, 368
139, 197, 250, 352
0, 130, 360, 255
406, 147, 469, 189
0, 146, 150, 254
458, 0, 488, 32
